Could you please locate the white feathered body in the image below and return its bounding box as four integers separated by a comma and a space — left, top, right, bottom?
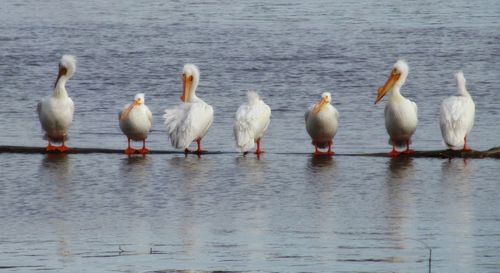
384, 95, 418, 147
164, 100, 214, 149
439, 71, 475, 150
305, 104, 339, 148
119, 104, 153, 141
234, 92, 271, 152
37, 96, 74, 141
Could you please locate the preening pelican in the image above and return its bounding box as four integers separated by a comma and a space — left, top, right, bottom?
37, 55, 76, 152
439, 71, 475, 151
163, 64, 214, 155
305, 92, 339, 155
234, 91, 271, 155
375, 60, 418, 157
119, 93, 153, 155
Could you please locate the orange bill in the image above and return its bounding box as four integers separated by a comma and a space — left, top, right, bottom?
181, 75, 193, 102
54, 66, 67, 88
120, 100, 139, 121
375, 70, 400, 104
313, 97, 328, 113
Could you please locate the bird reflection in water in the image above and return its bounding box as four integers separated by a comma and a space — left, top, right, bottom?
440, 158, 473, 271
40, 154, 74, 263
384, 156, 415, 253
308, 154, 336, 169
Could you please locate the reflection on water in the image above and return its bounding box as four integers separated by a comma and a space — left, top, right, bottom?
440, 159, 473, 272
307, 155, 336, 170
384, 157, 415, 258
39, 154, 74, 265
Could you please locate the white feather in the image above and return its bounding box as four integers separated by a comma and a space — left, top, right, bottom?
37, 54, 76, 142
233, 91, 272, 152
163, 64, 214, 149
381, 60, 418, 148
305, 92, 339, 148
439, 71, 475, 149
118, 93, 153, 141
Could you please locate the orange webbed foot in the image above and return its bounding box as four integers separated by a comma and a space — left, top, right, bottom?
388, 150, 400, 157
139, 148, 150, 155
403, 149, 415, 155
125, 147, 135, 155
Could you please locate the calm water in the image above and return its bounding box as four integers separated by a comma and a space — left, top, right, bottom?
0, 0, 499, 272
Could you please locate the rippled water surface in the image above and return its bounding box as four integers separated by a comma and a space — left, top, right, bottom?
0, 0, 499, 272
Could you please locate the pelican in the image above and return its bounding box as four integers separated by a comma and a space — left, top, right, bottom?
119, 93, 153, 155
439, 71, 475, 151
375, 60, 418, 157
233, 91, 271, 155
163, 64, 214, 155
37, 54, 76, 152
305, 92, 339, 155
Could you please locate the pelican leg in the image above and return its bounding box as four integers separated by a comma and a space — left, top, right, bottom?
403, 139, 415, 155
327, 140, 335, 155
195, 138, 206, 155
139, 139, 150, 155
125, 138, 135, 155
388, 141, 400, 157
58, 135, 70, 152
46, 137, 58, 152
255, 138, 263, 155
463, 136, 471, 151
313, 143, 320, 156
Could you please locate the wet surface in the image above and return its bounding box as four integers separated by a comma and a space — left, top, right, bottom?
0, 0, 499, 272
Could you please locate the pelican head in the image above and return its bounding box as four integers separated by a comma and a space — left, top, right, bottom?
54, 54, 76, 88
375, 59, 409, 104
313, 92, 332, 113
120, 93, 145, 121
181, 64, 200, 102
134, 93, 145, 105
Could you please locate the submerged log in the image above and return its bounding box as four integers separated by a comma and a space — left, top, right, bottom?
0, 145, 499, 158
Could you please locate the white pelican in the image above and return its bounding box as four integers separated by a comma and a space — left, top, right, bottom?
233, 91, 271, 155
119, 93, 153, 155
375, 60, 418, 157
305, 92, 339, 155
37, 54, 76, 152
163, 64, 214, 155
439, 71, 475, 151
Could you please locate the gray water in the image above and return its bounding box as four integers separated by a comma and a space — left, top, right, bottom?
0, 0, 499, 272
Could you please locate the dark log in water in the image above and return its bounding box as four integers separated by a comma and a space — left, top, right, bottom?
0, 145, 499, 158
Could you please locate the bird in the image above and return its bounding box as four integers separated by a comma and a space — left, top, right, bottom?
305, 92, 339, 156
163, 64, 214, 155
37, 54, 76, 152
439, 71, 475, 151
233, 91, 271, 155
375, 60, 418, 157
118, 93, 153, 155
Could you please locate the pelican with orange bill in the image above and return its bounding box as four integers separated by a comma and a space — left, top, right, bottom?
119, 93, 153, 155
37, 55, 76, 152
375, 60, 418, 157
163, 64, 214, 155
305, 92, 340, 156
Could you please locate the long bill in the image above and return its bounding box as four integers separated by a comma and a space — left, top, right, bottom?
54, 66, 67, 88
120, 99, 139, 121
180, 75, 193, 102
375, 71, 400, 104
313, 97, 328, 113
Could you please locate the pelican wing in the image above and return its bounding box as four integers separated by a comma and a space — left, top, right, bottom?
440, 96, 475, 148
234, 102, 271, 152
164, 102, 214, 149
